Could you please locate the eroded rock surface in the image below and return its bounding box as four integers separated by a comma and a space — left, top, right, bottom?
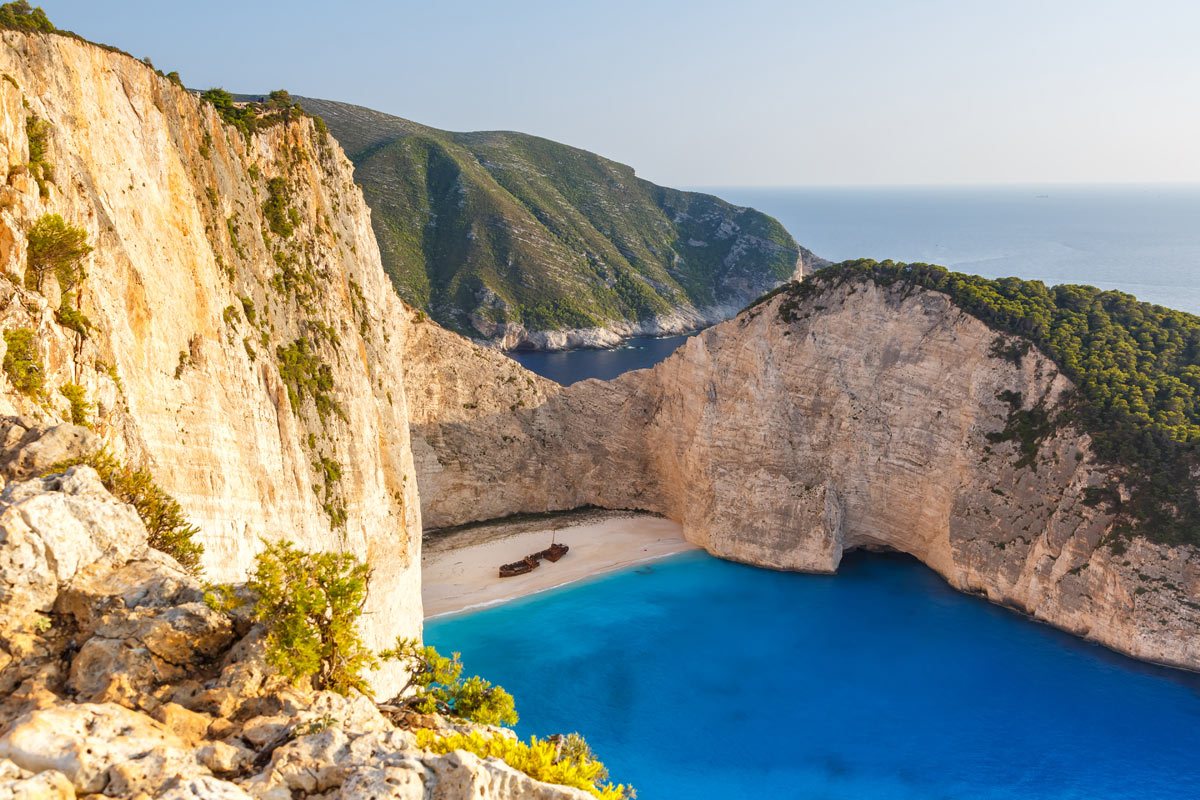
0, 30, 422, 693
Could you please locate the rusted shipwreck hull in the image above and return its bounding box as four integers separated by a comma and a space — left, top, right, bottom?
498, 543, 570, 578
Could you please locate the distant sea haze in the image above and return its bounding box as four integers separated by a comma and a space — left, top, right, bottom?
699, 184, 1200, 316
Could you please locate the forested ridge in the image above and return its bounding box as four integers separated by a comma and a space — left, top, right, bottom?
764, 259, 1200, 547
293, 96, 808, 341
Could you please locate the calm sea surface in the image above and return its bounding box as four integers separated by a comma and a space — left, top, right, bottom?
513, 185, 1200, 383
426, 551, 1200, 800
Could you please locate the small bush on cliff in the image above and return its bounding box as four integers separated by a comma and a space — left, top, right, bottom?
263, 177, 294, 238
276, 337, 343, 421
2, 327, 41, 396
46, 450, 204, 574
248, 540, 376, 696
24, 114, 53, 198
58, 382, 90, 427
413, 730, 632, 800
25, 213, 91, 293
379, 637, 518, 727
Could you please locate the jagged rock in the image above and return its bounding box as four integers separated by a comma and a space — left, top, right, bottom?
56, 554, 205, 633
0, 703, 196, 794
0, 758, 75, 800
0, 419, 100, 481
158, 775, 254, 800
0, 466, 147, 635
154, 703, 216, 746
425, 751, 594, 800
196, 741, 253, 776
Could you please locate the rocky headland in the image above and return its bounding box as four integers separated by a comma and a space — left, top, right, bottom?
410, 276, 1200, 672
294, 96, 823, 351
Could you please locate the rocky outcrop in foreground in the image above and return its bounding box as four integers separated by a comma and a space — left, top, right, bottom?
0, 421, 589, 800
411, 281, 1200, 672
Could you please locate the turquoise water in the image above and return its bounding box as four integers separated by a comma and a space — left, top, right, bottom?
426, 551, 1200, 799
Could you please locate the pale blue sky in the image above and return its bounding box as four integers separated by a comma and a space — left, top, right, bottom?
39, 0, 1200, 187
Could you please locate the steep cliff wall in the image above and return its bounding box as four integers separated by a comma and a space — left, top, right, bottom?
412, 281, 1200, 671
0, 31, 421, 690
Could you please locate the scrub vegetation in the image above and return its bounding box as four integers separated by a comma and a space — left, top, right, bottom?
45, 450, 204, 574
414, 730, 632, 800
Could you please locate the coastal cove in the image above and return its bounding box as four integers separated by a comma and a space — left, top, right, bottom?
426, 551, 1200, 800
507, 334, 696, 385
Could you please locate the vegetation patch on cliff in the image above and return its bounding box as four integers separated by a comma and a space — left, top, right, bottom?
200, 88, 303, 142
46, 450, 204, 574
769, 259, 1200, 546
414, 730, 632, 800
2, 327, 41, 396
276, 337, 343, 421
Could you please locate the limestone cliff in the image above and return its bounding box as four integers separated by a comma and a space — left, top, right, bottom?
411, 281, 1200, 672
0, 31, 421, 691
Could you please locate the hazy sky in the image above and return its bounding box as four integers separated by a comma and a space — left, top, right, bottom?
39, 0, 1200, 187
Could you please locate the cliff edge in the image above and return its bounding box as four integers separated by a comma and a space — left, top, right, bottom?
0, 30, 421, 692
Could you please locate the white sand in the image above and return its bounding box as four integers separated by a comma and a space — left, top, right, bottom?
421, 510, 695, 618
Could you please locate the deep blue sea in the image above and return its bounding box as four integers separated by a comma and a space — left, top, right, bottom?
426, 551, 1200, 800
509, 334, 694, 385
513, 185, 1200, 384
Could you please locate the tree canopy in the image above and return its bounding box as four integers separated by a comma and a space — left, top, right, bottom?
0, 2, 54, 33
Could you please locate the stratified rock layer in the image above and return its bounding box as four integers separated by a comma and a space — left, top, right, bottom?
412, 281, 1200, 671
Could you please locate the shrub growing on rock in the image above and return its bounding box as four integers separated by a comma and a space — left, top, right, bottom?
25, 213, 91, 293
2, 327, 41, 396
248, 540, 376, 696
58, 382, 90, 427
380, 637, 518, 727
413, 730, 632, 800
46, 450, 204, 574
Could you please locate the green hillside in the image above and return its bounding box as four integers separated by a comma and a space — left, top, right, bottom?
293, 96, 818, 342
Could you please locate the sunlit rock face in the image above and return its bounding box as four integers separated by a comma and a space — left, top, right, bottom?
0, 31, 422, 693
411, 281, 1200, 672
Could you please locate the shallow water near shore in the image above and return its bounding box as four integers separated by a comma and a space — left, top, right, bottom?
425, 550, 1200, 800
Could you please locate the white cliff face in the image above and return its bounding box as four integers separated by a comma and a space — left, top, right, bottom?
0, 32, 421, 693
411, 282, 1200, 672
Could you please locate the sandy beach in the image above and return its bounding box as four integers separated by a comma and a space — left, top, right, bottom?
421, 509, 696, 618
